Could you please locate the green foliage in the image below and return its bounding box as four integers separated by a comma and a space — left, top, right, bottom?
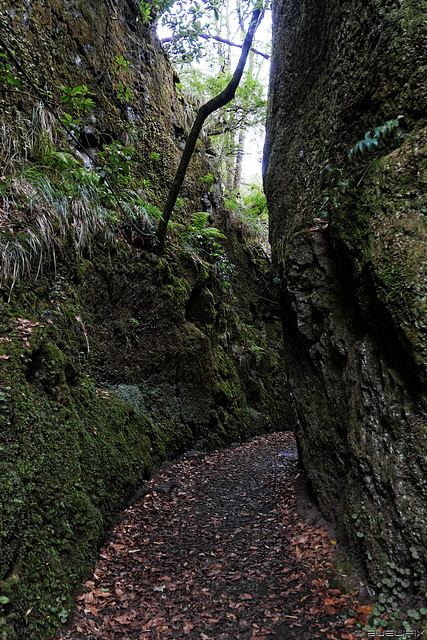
312, 116, 406, 230
177, 211, 237, 284
59, 85, 96, 129
311, 164, 345, 229
181, 211, 226, 244
59, 85, 96, 111
0, 141, 165, 289
137, 0, 175, 24
117, 84, 132, 102
230, 319, 269, 368
0, 52, 22, 87
97, 141, 136, 187
224, 180, 269, 251
159, 0, 268, 63
348, 116, 404, 162
114, 54, 130, 72
138, 0, 154, 23
199, 172, 214, 186
179, 54, 267, 133
45, 150, 83, 171
114, 56, 132, 102
167, 0, 269, 201
242, 181, 267, 217
159, 0, 222, 62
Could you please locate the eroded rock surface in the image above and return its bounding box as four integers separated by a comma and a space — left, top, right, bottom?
264, 0, 427, 588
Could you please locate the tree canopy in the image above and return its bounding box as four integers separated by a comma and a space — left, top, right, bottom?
155, 1, 269, 248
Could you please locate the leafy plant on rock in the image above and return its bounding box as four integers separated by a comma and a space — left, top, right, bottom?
347, 116, 404, 162
311, 116, 406, 232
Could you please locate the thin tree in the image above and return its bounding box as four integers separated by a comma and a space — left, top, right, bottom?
156, 4, 264, 250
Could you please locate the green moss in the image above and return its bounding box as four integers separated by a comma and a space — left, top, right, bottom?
0, 346, 156, 637
0, 265, 161, 637
0, 217, 291, 637
331, 130, 427, 333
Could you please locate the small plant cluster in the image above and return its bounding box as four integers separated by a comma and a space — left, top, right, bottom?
178, 211, 236, 286
224, 181, 269, 254
337, 565, 427, 636
347, 116, 404, 162
345, 499, 427, 634
114, 55, 132, 102
97, 142, 136, 187
311, 116, 405, 231
199, 172, 214, 186
180, 210, 226, 247
59, 84, 96, 129
351, 505, 366, 539
57, 79, 137, 188
0, 52, 22, 88
363, 571, 427, 636
229, 319, 268, 369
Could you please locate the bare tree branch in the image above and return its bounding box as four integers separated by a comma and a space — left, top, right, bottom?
161, 33, 269, 60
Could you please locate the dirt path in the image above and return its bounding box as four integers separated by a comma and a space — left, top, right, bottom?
56, 433, 362, 640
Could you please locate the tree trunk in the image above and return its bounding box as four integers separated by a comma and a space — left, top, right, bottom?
233, 124, 246, 192
155, 6, 263, 250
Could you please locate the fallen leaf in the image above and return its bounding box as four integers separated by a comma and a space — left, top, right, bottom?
114, 613, 131, 624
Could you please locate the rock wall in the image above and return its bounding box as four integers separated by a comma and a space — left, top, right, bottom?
0, 0, 212, 213
0, 234, 288, 640
264, 0, 427, 595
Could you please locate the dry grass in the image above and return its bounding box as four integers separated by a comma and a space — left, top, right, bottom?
224, 207, 270, 256
0, 104, 151, 291
0, 162, 155, 293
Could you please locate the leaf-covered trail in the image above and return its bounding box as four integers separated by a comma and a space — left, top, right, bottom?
57, 433, 363, 640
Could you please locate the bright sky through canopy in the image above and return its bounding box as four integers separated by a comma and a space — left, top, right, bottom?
156, 1, 271, 183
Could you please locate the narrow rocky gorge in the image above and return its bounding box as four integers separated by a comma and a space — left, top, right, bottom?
0, 2, 290, 637
0, 0, 426, 637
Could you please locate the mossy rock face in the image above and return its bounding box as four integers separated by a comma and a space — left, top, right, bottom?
264, 0, 427, 594
0, 228, 289, 638
264, 0, 426, 246
334, 129, 427, 378
0, 308, 156, 639
0, 0, 213, 215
